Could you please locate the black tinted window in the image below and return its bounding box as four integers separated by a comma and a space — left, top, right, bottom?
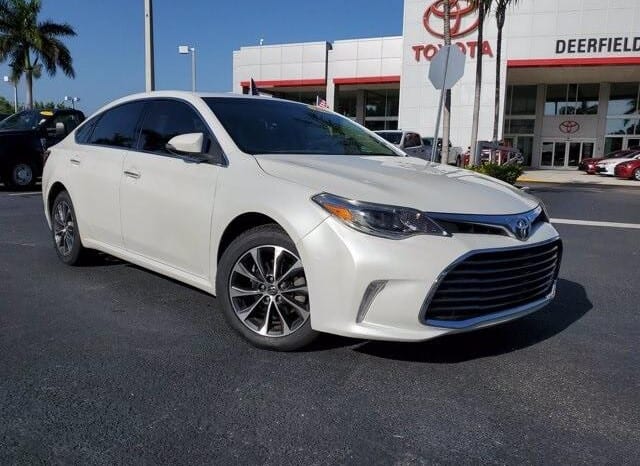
89, 102, 145, 148
204, 97, 397, 156
75, 116, 99, 143
138, 100, 209, 154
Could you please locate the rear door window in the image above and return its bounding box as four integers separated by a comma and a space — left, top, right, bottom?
89, 102, 145, 148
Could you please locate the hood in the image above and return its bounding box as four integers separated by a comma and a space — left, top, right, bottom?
581, 157, 602, 164
255, 154, 539, 215
0, 128, 38, 136
597, 157, 636, 165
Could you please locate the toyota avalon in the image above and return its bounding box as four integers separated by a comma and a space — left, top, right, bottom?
42, 92, 562, 350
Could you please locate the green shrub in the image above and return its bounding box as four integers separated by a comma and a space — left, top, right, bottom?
468, 163, 524, 185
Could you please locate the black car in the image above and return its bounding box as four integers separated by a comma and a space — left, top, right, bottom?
0, 108, 85, 189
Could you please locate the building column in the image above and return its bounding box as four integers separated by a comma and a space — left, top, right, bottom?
596, 83, 610, 155
356, 90, 366, 125
531, 84, 546, 168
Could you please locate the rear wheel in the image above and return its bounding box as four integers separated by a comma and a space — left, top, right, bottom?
51, 191, 87, 265
216, 225, 318, 351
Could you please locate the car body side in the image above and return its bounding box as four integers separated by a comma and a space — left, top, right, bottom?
43, 92, 560, 342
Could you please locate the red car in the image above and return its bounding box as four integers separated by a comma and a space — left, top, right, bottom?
614, 159, 640, 181
579, 149, 639, 174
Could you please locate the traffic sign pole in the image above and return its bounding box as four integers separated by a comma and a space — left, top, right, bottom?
430, 47, 451, 163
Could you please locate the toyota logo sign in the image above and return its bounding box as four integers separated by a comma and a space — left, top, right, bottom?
423, 0, 479, 40
559, 120, 580, 134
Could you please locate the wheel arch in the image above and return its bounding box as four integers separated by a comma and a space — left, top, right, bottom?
47, 181, 68, 216
216, 212, 283, 264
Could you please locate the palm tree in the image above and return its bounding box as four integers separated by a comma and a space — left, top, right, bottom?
441, 0, 452, 164
492, 0, 519, 141
469, 0, 492, 166
0, 0, 76, 109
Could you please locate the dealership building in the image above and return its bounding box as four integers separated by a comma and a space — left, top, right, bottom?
233, 0, 640, 168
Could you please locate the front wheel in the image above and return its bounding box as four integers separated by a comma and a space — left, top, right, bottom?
634, 168, 640, 181
216, 225, 318, 351
51, 191, 87, 265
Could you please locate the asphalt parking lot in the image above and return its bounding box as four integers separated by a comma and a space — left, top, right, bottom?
1, 182, 639, 464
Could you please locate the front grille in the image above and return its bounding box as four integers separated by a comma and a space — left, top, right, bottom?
423, 240, 562, 324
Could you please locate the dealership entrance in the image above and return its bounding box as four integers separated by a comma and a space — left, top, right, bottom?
540, 139, 596, 168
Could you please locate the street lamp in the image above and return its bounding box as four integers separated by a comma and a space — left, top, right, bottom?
178, 45, 196, 92
3, 76, 18, 113
64, 96, 80, 109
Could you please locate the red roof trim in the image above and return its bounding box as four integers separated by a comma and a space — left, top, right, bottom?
333, 75, 401, 85
508, 57, 640, 68
240, 78, 326, 88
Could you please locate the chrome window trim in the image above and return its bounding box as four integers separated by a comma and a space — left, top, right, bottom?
418, 236, 562, 329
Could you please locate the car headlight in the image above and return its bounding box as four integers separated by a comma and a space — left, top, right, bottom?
312, 193, 449, 239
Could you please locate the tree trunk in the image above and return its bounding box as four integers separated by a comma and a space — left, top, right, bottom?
442, 1, 451, 165
469, 2, 485, 166
493, 8, 506, 141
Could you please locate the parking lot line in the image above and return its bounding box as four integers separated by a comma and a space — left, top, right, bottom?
552, 218, 640, 230
7, 192, 41, 196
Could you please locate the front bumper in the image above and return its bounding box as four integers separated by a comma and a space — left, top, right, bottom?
297, 217, 561, 342
596, 165, 615, 175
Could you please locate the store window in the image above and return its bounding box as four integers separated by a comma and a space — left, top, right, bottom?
506, 85, 537, 116
271, 91, 324, 106
608, 83, 639, 116
544, 84, 599, 115
504, 86, 536, 166
364, 89, 399, 131
335, 91, 357, 119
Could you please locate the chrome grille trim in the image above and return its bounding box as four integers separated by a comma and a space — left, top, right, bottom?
420, 238, 562, 328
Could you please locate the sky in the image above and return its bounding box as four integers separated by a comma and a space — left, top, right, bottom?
0, 0, 404, 114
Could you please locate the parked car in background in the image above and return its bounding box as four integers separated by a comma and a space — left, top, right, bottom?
42, 91, 561, 351
0, 108, 85, 188
375, 130, 428, 159
579, 149, 640, 174
421, 137, 465, 165
614, 158, 640, 181
595, 152, 640, 176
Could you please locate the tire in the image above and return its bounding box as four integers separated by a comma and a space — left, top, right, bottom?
216, 224, 318, 351
51, 191, 87, 265
5, 160, 37, 189
634, 168, 640, 182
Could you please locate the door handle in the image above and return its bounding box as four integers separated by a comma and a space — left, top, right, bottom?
123, 170, 141, 179
70, 157, 81, 166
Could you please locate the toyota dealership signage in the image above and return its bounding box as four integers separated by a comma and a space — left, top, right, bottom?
412, 0, 493, 62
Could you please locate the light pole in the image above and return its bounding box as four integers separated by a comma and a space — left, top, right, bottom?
144, 0, 155, 91
178, 45, 196, 92
3, 76, 18, 113
64, 96, 80, 109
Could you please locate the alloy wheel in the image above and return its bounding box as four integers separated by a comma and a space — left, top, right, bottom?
12, 163, 33, 186
53, 200, 75, 256
228, 245, 309, 338
635, 169, 640, 181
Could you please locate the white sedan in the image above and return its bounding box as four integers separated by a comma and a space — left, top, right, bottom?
42, 92, 562, 350
595, 152, 640, 175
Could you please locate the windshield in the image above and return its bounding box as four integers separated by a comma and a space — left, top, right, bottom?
0, 110, 48, 130
376, 131, 402, 145
605, 150, 631, 159
204, 97, 398, 156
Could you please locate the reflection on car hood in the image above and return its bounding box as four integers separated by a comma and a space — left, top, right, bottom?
255, 154, 539, 215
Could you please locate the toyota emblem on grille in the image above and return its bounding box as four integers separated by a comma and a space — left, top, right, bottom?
515, 218, 531, 241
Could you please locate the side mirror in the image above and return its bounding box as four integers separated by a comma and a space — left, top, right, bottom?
55, 122, 66, 137
166, 132, 204, 155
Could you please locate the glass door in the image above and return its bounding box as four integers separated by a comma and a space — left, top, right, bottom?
541, 139, 595, 168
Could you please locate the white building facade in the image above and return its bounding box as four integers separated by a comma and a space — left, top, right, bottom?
233, 0, 640, 168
